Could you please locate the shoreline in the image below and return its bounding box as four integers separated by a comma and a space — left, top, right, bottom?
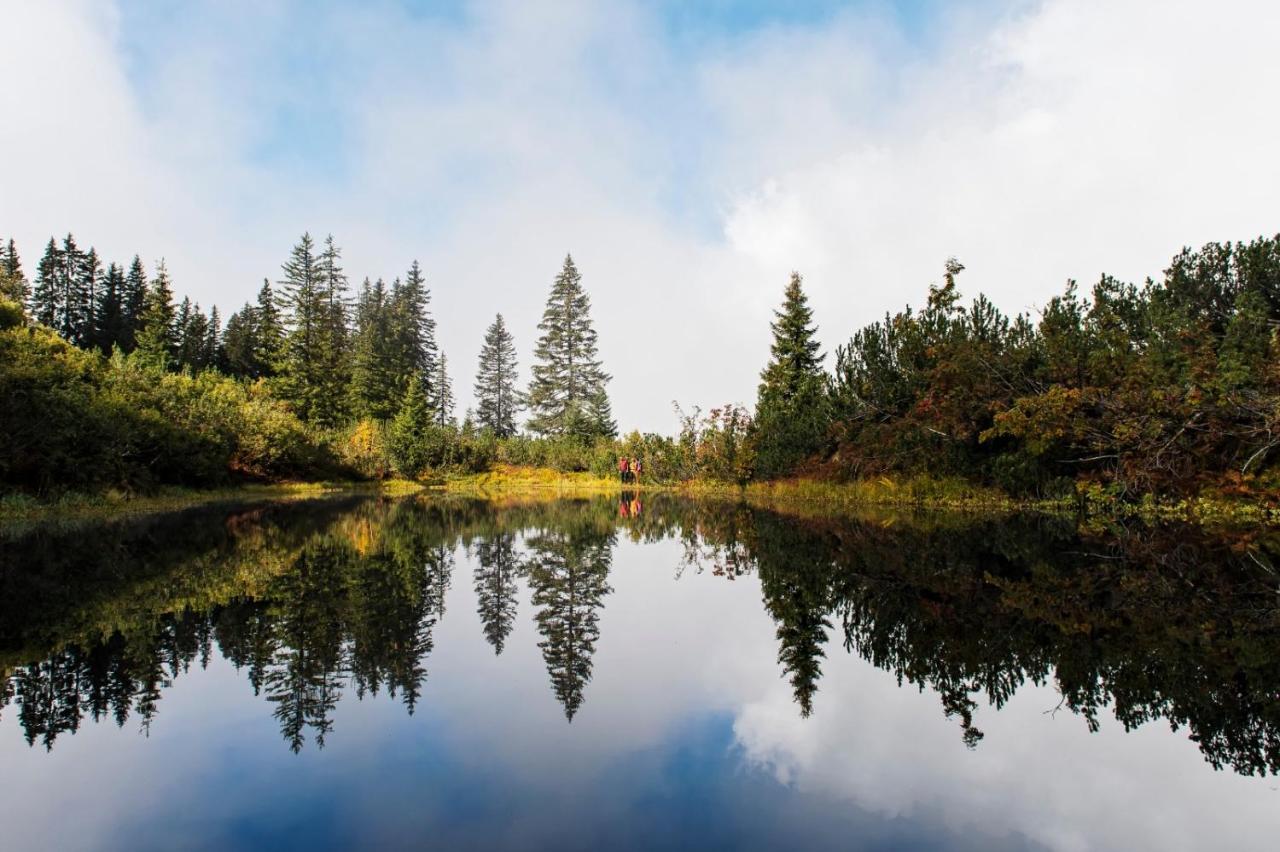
4, 466, 1276, 528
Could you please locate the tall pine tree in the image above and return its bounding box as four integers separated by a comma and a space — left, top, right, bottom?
350, 277, 401, 419
433, 352, 455, 427
277, 233, 347, 425
754, 272, 829, 477
254, 279, 285, 376
474, 313, 523, 437
133, 259, 177, 369
389, 260, 438, 405
526, 255, 615, 439
0, 238, 28, 303
122, 255, 148, 351
94, 261, 127, 353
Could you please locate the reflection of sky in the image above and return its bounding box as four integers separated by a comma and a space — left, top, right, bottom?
1, 535, 1277, 851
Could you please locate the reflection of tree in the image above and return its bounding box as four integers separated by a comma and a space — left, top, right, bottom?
263, 540, 351, 752
526, 526, 614, 721
349, 550, 435, 715
5, 494, 1280, 777
473, 533, 522, 655
751, 516, 833, 717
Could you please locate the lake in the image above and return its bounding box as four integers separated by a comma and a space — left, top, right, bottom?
1, 494, 1277, 851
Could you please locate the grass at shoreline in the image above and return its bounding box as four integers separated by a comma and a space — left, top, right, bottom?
4, 465, 1275, 528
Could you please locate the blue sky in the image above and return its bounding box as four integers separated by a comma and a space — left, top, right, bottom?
2, 0, 1277, 431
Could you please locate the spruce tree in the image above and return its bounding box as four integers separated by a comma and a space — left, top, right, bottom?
754, 272, 829, 477
276, 233, 327, 421
122, 255, 148, 351
0, 238, 28, 303
474, 313, 523, 437
526, 255, 615, 439
76, 246, 101, 347
253, 279, 285, 376
94, 261, 127, 353
206, 306, 223, 370
314, 234, 351, 421
433, 352, 455, 427
350, 277, 400, 419
387, 374, 434, 476
222, 303, 259, 377
133, 259, 177, 369
389, 260, 438, 404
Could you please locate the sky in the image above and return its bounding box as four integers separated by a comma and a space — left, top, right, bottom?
2, 0, 1279, 432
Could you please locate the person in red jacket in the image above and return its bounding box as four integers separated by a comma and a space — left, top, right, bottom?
618, 456, 630, 484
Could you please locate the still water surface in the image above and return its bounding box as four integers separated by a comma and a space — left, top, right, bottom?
1, 495, 1278, 851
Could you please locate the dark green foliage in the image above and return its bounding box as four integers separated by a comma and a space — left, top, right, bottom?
474, 313, 523, 437
433, 352, 455, 427
349, 277, 401, 418
387, 375, 435, 477
753, 272, 829, 478
31, 234, 95, 346
527, 255, 615, 440
93, 262, 128, 354
132, 259, 177, 370
0, 237, 28, 303
825, 237, 1280, 496
276, 233, 348, 426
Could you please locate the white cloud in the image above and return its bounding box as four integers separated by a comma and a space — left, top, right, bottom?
1, 0, 1277, 431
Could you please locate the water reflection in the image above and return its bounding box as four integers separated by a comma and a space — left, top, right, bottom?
1, 495, 1278, 778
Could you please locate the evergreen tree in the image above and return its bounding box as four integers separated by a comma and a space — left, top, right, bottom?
526, 254, 615, 439
77, 246, 102, 348
94, 262, 127, 353
433, 352, 455, 427
31, 235, 93, 342
754, 272, 829, 477
0, 237, 28, 303
276, 233, 326, 420
389, 260, 438, 403
133, 259, 177, 369
350, 277, 401, 419
222, 303, 260, 377
206, 306, 223, 371
122, 255, 148, 351
474, 313, 523, 437
387, 375, 434, 476
473, 533, 521, 655
254, 279, 285, 376
314, 234, 351, 422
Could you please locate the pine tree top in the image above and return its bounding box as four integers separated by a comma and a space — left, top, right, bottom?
759, 271, 824, 400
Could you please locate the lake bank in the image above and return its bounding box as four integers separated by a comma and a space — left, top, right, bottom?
5, 464, 1275, 528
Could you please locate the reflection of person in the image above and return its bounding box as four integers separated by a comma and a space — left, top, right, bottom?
618, 498, 630, 518
630, 497, 641, 516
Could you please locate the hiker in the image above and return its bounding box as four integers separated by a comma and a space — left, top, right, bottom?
618, 456, 630, 484
631, 458, 642, 485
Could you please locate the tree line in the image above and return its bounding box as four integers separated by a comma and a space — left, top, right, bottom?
0, 231, 624, 492
752, 234, 1280, 497
4, 226, 1278, 498
4, 232, 613, 439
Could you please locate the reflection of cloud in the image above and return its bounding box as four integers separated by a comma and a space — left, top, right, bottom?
734, 655, 1280, 852
4, 1, 1279, 431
